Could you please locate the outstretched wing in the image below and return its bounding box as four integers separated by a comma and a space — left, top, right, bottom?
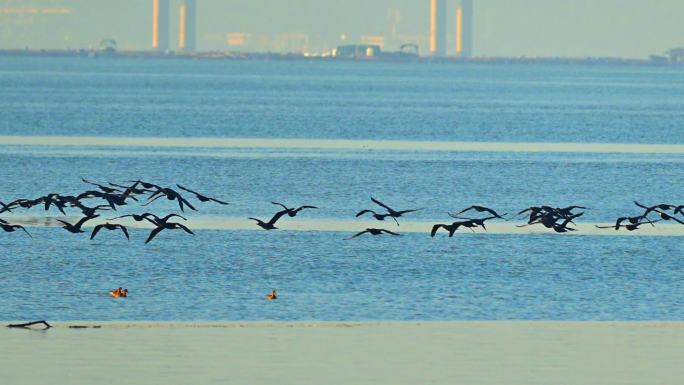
271, 201, 289, 210
209, 197, 229, 205
17, 225, 32, 238
75, 214, 99, 228
145, 226, 164, 244
117, 225, 130, 240
345, 230, 369, 240
173, 223, 195, 235
267, 209, 289, 226
90, 224, 104, 240
370, 197, 393, 212
380, 229, 400, 236
355, 209, 375, 218
176, 184, 200, 197
430, 224, 445, 237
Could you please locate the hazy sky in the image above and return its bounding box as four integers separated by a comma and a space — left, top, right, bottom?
0, 0, 682, 58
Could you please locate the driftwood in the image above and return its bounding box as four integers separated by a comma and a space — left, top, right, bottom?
6, 320, 52, 329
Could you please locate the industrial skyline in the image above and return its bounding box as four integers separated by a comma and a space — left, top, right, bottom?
430, 0, 473, 57
0, 0, 682, 59
152, 0, 195, 52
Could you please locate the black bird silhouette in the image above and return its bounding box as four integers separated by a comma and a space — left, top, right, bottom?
674, 205, 684, 216
370, 197, 422, 219
453, 216, 497, 231
449, 206, 507, 219
271, 202, 317, 217
56, 215, 99, 233
431, 222, 472, 237
176, 184, 229, 205
71, 202, 112, 217
355, 209, 400, 225
90, 223, 130, 240
612, 216, 656, 230
345, 228, 400, 240
596, 220, 661, 232
145, 222, 194, 244
76, 190, 137, 210
81, 178, 122, 194
144, 187, 196, 212
249, 210, 289, 230
634, 201, 676, 216
127, 180, 164, 192
555, 205, 589, 217
0, 223, 32, 238
0, 200, 12, 214
552, 216, 580, 233
108, 213, 186, 226
109, 182, 155, 197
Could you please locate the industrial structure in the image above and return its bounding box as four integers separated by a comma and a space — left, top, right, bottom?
152, 0, 169, 51
152, 0, 196, 52
430, 0, 473, 57
178, 0, 196, 52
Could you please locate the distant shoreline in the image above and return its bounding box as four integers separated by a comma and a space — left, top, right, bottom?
0, 48, 680, 66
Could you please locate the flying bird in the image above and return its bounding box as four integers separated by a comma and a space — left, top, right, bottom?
345, 228, 400, 240
271, 201, 318, 217
0, 223, 32, 238
90, 223, 130, 240
56, 215, 99, 234
370, 197, 422, 219
176, 184, 229, 205
355, 209, 399, 225
449, 206, 507, 219
249, 209, 289, 230
145, 222, 194, 244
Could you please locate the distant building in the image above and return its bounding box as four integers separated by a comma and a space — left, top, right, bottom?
430, 0, 446, 56
456, 0, 473, 57
333, 44, 381, 58
179, 0, 196, 52
152, 0, 169, 51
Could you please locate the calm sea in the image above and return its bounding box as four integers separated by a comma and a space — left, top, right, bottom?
0, 56, 682, 321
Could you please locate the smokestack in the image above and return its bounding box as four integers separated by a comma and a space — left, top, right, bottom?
460, 0, 473, 57
152, 0, 169, 51
179, 0, 196, 52
429, 0, 446, 56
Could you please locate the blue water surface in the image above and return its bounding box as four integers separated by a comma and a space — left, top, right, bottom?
0, 56, 682, 320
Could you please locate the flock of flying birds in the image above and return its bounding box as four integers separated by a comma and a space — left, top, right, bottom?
0, 178, 682, 242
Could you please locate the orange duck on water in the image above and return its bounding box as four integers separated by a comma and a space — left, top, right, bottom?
266, 290, 277, 300
109, 287, 128, 298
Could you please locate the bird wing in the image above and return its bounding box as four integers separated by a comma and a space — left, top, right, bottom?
345, 230, 369, 240
430, 224, 445, 237
267, 209, 289, 226
209, 197, 229, 205
75, 215, 99, 228
145, 226, 164, 244
161, 213, 187, 222
395, 208, 421, 215
174, 223, 195, 234
90, 224, 104, 239
380, 229, 401, 236
299, 205, 318, 210
117, 225, 130, 240
176, 184, 200, 197
370, 197, 394, 212
355, 209, 375, 217
271, 201, 289, 210
179, 196, 197, 212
